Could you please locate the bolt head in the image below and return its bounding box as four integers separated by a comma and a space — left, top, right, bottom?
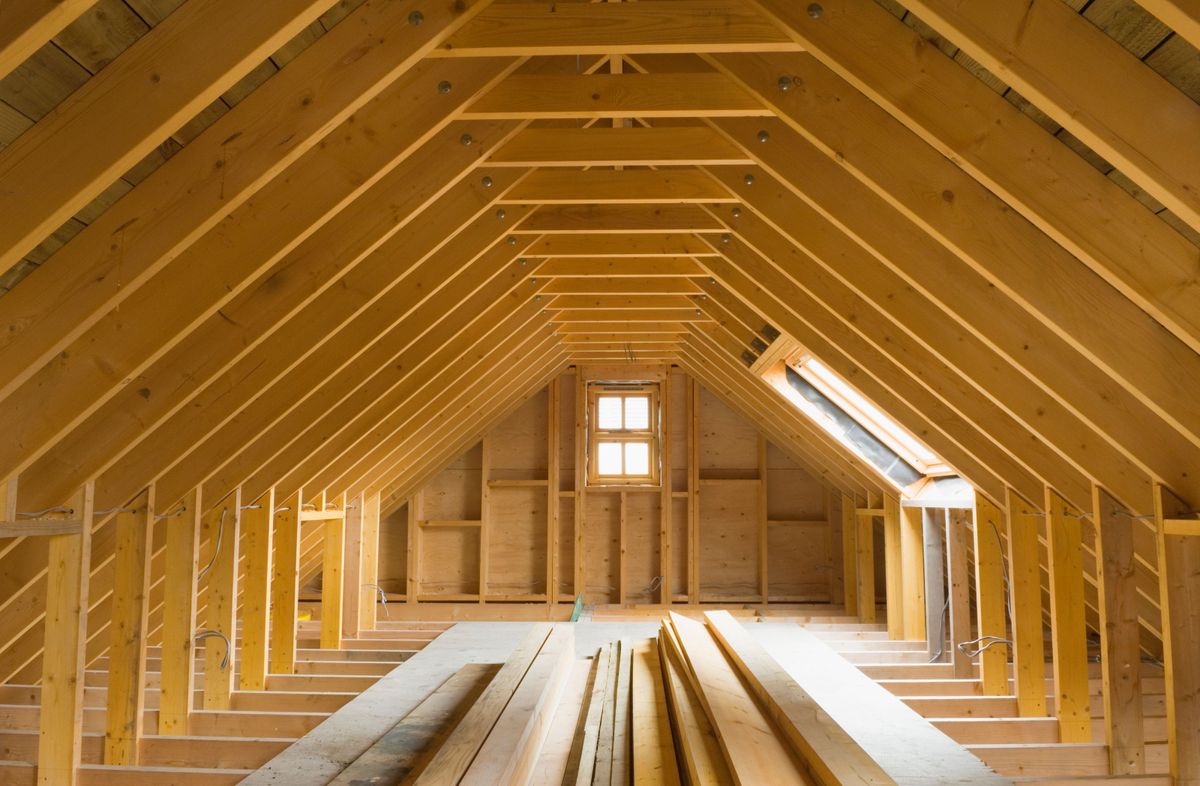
530, 278, 538, 284
496, 208, 507, 219
757, 129, 770, 143
506, 235, 517, 245
709, 277, 716, 284
731, 207, 742, 218
695, 309, 702, 316
778, 75, 794, 92
481, 175, 493, 188
408, 10, 424, 25
721, 234, 731, 244
743, 173, 755, 185
460, 133, 473, 146
438, 80, 452, 94
807, 3, 823, 19
519, 258, 528, 265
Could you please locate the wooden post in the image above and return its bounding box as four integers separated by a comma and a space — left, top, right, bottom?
619, 491, 627, 606
973, 495, 1010, 695
1045, 487, 1091, 742
944, 510, 974, 676
900, 503, 926, 640
922, 509, 946, 663
688, 377, 700, 604
406, 495, 418, 604
270, 488, 301, 675
203, 490, 240, 709
883, 494, 903, 639
548, 376, 560, 605
37, 482, 93, 786
1093, 485, 1144, 774
1005, 488, 1047, 717
321, 495, 345, 649
757, 433, 769, 603
1153, 482, 1200, 784
480, 436, 490, 602
841, 493, 858, 616
659, 370, 671, 606
105, 487, 154, 765
342, 491, 364, 641
856, 502, 876, 623
359, 491, 381, 629
158, 488, 201, 734
240, 489, 273, 691
574, 368, 587, 602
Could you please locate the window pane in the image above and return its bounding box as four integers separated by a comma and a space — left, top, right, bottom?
597, 442, 623, 475
597, 397, 623, 430
623, 396, 650, 430
624, 442, 650, 476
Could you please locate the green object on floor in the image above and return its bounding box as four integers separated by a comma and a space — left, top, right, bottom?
570, 593, 583, 622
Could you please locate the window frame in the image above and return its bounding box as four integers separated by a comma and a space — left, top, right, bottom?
586, 383, 661, 487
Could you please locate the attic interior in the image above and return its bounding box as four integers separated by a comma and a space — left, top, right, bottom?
1, 0, 1199, 783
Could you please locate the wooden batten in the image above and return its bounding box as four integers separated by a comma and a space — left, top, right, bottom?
1045, 488, 1091, 743
1005, 489, 1047, 718
270, 489, 303, 676
240, 489, 274, 691
972, 496, 1009, 695
202, 490, 240, 710
158, 487, 202, 733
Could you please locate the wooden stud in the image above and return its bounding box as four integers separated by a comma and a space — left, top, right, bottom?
660, 369, 672, 607
1153, 483, 1200, 784
1093, 485, 1144, 774
36, 482, 93, 786
341, 491, 364, 640
574, 368, 587, 603
757, 433, 769, 603
900, 504, 926, 641
973, 495, 1010, 696
270, 489, 301, 676
619, 492, 628, 607
688, 378, 701, 604
1005, 488, 1047, 718
856, 502, 876, 624
406, 495, 418, 605
158, 487, 202, 734
480, 440, 490, 603
841, 493, 857, 616
321, 496, 345, 649
941, 510, 972, 678
0, 0, 96, 81
239, 489, 273, 691
202, 489, 240, 710
1045, 487, 1091, 742
548, 377, 560, 605
104, 487, 154, 765
883, 494, 903, 640
359, 491, 381, 629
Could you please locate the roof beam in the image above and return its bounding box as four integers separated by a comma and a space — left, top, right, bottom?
555, 325, 689, 336
462, 73, 769, 118
0, 3, 515, 405
540, 279, 703, 296
500, 169, 737, 204
0, 0, 336, 273
524, 233, 719, 257
537, 257, 708, 276
0, 0, 96, 81
490, 127, 752, 167
514, 205, 723, 234
430, 1, 801, 57
1138, 0, 1200, 51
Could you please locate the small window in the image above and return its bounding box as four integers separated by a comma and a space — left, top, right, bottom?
587, 383, 659, 486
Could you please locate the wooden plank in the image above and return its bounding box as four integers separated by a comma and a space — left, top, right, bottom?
612, 638, 633, 785
668, 613, 812, 784
492, 127, 751, 168
0, 518, 83, 537
1139, 0, 1200, 50
36, 482, 93, 786
1093, 485, 1145, 774
841, 493, 858, 616
502, 169, 734, 205
973, 496, 1010, 695
463, 73, 768, 119
658, 630, 732, 786
0, 0, 96, 81
341, 491, 363, 640
1045, 488, 1091, 742
856, 505, 876, 623
1153, 483, 1200, 784
240, 490, 273, 691
413, 624, 553, 785
434, 1, 801, 56
757, 435, 769, 603
568, 646, 611, 786
0, 0, 331, 274
631, 639, 681, 785
329, 664, 499, 785
158, 488, 201, 734
548, 377, 560, 605
1004, 489, 1047, 717
539, 258, 707, 277
270, 491, 301, 676
945, 511, 974, 681
462, 626, 574, 785
359, 492, 381, 629
900, 504, 926, 641
322, 512, 345, 649
883, 494, 903, 640
104, 488, 154, 765
703, 610, 895, 785
203, 491, 240, 710
593, 638, 621, 785
660, 370, 673, 607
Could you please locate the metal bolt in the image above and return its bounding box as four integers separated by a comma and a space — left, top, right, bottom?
408, 10, 424, 25
743, 173, 755, 185
731, 207, 742, 218
778, 75, 794, 92
438, 80, 452, 94
506, 235, 517, 245
701, 295, 708, 301
481, 175, 493, 188
709, 277, 716, 284
460, 133, 473, 146
807, 3, 823, 19
695, 309, 702, 316
721, 234, 731, 244
530, 278, 538, 284
757, 129, 769, 143
535, 295, 543, 302
519, 258, 528, 266
496, 208, 506, 219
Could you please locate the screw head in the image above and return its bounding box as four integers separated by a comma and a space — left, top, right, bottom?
408, 10, 424, 25
438, 80, 452, 94
460, 133, 473, 146
519, 258, 528, 266
496, 208, 506, 219
506, 235, 517, 245
530, 278, 538, 284
807, 3, 823, 18
778, 75, 794, 92
721, 234, 731, 244
731, 207, 742, 218
709, 277, 717, 284
535, 295, 543, 302
757, 129, 770, 143
695, 309, 702, 316
743, 173, 756, 185
481, 175, 493, 188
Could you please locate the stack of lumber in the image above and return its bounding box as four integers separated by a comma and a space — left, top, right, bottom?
330, 614, 898, 785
